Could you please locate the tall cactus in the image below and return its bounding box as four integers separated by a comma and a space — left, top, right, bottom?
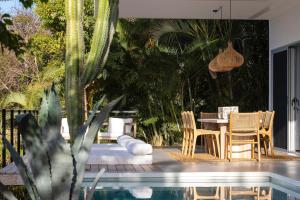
65, 0, 118, 142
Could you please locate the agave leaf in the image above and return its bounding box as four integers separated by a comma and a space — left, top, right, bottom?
38, 91, 49, 128
71, 96, 123, 200
16, 114, 52, 199
80, 96, 123, 153
3, 138, 39, 200
86, 168, 105, 200
72, 96, 105, 154
0, 181, 18, 200
46, 140, 73, 200
38, 86, 73, 200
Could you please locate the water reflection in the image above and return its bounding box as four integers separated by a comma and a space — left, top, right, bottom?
185, 186, 272, 200
80, 185, 299, 200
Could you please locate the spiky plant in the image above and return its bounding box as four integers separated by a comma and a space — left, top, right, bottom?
65, 0, 119, 142
0, 86, 122, 200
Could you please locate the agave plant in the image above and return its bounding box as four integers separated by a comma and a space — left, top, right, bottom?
0, 85, 122, 200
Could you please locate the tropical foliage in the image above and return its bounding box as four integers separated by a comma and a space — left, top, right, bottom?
0, 2, 268, 146
95, 19, 268, 145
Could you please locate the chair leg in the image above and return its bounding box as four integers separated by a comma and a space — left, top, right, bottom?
263, 139, 268, 156
207, 136, 212, 155
188, 134, 193, 157
269, 135, 274, 157
192, 136, 197, 158
229, 138, 232, 161
257, 134, 261, 162
182, 134, 185, 154
184, 133, 189, 156
215, 134, 221, 159
251, 143, 254, 159
212, 136, 216, 157
225, 137, 228, 159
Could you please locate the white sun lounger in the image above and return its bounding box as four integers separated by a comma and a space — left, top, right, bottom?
87, 135, 153, 165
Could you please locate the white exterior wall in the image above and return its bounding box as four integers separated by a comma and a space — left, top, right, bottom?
269, 5, 300, 51
269, 4, 300, 110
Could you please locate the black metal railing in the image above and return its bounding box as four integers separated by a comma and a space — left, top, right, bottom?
1, 109, 38, 168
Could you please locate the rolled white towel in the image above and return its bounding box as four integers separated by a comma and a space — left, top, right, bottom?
128, 187, 153, 199
117, 135, 134, 147
126, 141, 153, 155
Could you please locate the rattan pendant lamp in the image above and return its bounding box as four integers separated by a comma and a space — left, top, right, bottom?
209, 0, 244, 72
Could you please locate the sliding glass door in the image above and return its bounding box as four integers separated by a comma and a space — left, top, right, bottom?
272, 50, 288, 150
272, 45, 300, 152
291, 46, 300, 152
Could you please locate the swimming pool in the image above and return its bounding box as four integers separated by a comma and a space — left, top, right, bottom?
80, 182, 300, 200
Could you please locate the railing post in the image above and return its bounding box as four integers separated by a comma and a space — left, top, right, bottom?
2, 109, 6, 167
22, 110, 26, 156
17, 110, 21, 155
10, 110, 14, 163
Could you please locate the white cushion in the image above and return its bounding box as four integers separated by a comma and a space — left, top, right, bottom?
61, 118, 70, 140
126, 141, 153, 155
108, 117, 133, 135
129, 187, 153, 199
91, 144, 125, 151
117, 135, 134, 147
87, 144, 152, 165
98, 118, 134, 139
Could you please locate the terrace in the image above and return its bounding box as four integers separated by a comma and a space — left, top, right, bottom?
1, 0, 300, 199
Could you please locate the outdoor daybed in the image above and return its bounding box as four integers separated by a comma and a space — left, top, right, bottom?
87, 135, 153, 165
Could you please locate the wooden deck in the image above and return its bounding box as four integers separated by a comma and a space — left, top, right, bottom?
1, 148, 300, 186
85, 164, 162, 173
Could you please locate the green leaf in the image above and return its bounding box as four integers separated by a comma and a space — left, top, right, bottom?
80, 96, 123, 152
86, 168, 105, 200
3, 138, 40, 200
16, 114, 52, 199
72, 96, 105, 154
71, 96, 123, 200
0, 181, 18, 200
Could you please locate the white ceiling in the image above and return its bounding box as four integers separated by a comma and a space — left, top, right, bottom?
119, 0, 300, 20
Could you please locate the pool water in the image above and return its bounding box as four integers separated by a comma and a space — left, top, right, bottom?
80, 184, 300, 200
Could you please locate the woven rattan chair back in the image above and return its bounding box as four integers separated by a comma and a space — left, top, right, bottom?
228, 112, 261, 161
230, 112, 260, 134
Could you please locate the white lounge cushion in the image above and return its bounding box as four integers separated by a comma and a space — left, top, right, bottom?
87, 144, 152, 165
126, 141, 153, 155
117, 135, 134, 147
91, 143, 125, 151
129, 187, 153, 199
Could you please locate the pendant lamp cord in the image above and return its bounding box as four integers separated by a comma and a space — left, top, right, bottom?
229, 0, 232, 41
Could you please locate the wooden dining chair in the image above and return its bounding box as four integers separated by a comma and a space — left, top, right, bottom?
226, 112, 261, 161
181, 112, 191, 155
185, 187, 220, 200
259, 111, 275, 156
181, 111, 220, 158
200, 112, 219, 156
229, 187, 260, 200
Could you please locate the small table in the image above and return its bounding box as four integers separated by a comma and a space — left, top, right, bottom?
197, 118, 228, 159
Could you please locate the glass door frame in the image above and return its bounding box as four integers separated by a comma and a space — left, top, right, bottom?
271, 44, 299, 153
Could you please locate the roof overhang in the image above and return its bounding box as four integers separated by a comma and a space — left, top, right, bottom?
119, 0, 300, 20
